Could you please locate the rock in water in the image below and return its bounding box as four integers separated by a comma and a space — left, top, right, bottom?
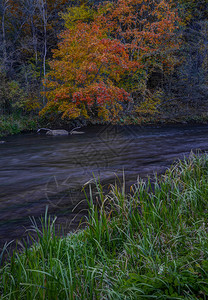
46, 130, 69, 136
0, 141, 5, 144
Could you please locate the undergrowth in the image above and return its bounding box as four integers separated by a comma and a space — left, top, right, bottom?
0, 115, 37, 137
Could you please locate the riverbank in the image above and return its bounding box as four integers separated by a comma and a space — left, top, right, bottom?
1, 108, 208, 139
1, 154, 208, 299
0, 115, 38, 138
111, 113, 208, 127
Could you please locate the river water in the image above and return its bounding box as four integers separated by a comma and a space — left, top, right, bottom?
1, 124, 208, 249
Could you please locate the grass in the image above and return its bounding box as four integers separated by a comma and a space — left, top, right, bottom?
0, 115, 38, 137
1, 153, 208, 299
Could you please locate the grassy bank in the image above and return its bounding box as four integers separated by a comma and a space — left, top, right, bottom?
1, 154, 208, 299
1, 109, 208, 139
0, 115, 38, 138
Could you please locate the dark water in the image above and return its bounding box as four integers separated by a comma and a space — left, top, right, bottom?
1, 124, 208, 249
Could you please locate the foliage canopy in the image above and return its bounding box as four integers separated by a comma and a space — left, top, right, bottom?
40, 0, 180, 122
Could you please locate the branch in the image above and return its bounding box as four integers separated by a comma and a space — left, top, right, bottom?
70, 127, 81, 134
37, 128, 51, 133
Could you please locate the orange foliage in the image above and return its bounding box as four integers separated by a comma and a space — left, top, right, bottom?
41, 0, 180, 121
98, 0, 180, 68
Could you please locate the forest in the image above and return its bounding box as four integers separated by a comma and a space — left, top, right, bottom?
1, 1, 208, 299
0, 0, 207, 136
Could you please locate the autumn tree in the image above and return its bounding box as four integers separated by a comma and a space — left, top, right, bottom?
41, 21, 137, 121
41, 0, 180, 122
96, 0, 180, 114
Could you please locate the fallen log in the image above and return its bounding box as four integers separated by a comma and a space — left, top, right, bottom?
37, 127, 85, 136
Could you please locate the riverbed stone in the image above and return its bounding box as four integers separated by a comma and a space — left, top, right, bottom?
46, 130, 69, 136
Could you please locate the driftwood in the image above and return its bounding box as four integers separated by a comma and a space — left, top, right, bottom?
37, 127, 85, 136
69, 127, 85, 135
37, 128, 51, 133
46, 130, 68, 136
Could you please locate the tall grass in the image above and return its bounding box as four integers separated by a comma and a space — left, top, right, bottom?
1, 153, 208, 299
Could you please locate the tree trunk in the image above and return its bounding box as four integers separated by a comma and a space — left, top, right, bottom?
39, 0, 47, 106
2, 0, 9, 70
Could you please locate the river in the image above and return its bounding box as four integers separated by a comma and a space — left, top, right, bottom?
1, 124, 208, 249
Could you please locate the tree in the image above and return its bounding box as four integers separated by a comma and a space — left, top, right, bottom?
40, 20, 137, 121
174, 0, 208, 24
0, 68, 26, 114
40, 0, 180, 122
